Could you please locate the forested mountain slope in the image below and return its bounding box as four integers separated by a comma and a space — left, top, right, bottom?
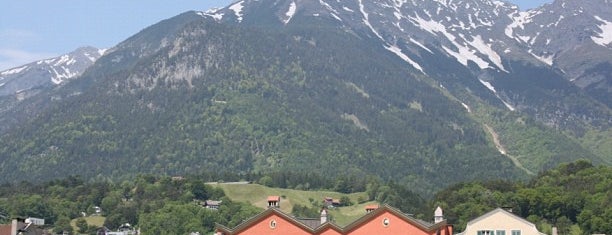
0, 13, 522, 194
0, 0, 610, 193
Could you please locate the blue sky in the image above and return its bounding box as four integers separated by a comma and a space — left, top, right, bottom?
0, 0, 552, 70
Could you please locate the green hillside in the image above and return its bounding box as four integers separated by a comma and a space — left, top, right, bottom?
0, 16, 527, 194
0, 12, 607, 195
211, 183, 378, 226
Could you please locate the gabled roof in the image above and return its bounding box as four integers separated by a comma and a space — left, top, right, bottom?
205, 200, 222, 206
267, 196, 281, 202
466, 208, 537, 227
297, 218, 323, 229
0, 224, 12, 235
313, 222, 344, 234
343, 204, 446, 233
215, 207, 323, 235
215, 204, 448, 235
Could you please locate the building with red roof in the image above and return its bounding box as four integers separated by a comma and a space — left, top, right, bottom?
215, 204, 452, 235
267, 196, 281, 208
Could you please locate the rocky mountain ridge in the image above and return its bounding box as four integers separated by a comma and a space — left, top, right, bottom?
204, 0, 611, 126
0, 46, 105, 97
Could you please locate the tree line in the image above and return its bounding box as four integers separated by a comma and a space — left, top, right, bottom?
0, 160, 609, 235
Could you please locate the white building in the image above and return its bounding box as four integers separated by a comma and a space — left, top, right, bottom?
457, 208, 546, 235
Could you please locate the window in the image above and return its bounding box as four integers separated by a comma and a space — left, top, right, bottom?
477, 230, 494, 235
496, 230, 506, 235
511, 230, 521, 235
382, 218, 390, 227
269, 220, 277, 229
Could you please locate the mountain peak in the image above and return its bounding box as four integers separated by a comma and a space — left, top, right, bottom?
0, 46, 103, 97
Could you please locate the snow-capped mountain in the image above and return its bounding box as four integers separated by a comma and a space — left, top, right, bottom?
0, 0, 609, 186
0, 46, 105, 97
508, 0, 612, 105
202, 0, 611, 127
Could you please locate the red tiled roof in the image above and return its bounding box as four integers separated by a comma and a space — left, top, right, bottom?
215, 204, 450, 235
365, 204, 379, 210
0, 224, 12, 235
267, 196, 280, 202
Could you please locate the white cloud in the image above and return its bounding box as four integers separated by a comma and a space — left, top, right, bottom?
0, 48, 56, 71
0, 28, 57, 70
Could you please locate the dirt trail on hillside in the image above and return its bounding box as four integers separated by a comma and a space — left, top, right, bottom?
484, 124, 535, 175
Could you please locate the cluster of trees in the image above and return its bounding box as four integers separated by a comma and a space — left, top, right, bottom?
0, 160, 609, 234
0, 175, 260, 234
432, 160, 611, 234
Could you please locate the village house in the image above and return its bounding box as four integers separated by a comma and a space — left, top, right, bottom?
0, 218, 48, 235
205, 200, 223, 210
267, 196, 281, 208
456, 208, 546, 235
365, 204, 379, 213
323, 197, 341, 208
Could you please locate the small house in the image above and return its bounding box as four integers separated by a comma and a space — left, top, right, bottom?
365, 204, 379, 213
456, 208, 546, 235
267, 196, 281, 208
205, 200, 223, 210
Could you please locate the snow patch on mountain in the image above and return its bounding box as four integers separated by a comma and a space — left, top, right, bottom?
591, 16, 612, 46
54, 55, 72, 66
342, 6, 354, 12
393, 0, 408, 8
385, 45, 425, 73
358, 0, 384, 40
468, 35, 507, 72
501, 100, 516, 111
529, 50, 554, 66
50, 66, 77, 85
84, 53, 97, 62
480, 79, 516, 111
407, 14, 497, 70
283, 1, 297, 24
1, 66, 28, 76
461, 102, 472, 113
319, 0, 339, 14
199, 9, 224, 21
432, 0, 449, 8
479, 79, 497, 93
409, 38, 433, 54
505, 11, 533, 40
442, 44, 490, 70
229, 1, 245, 22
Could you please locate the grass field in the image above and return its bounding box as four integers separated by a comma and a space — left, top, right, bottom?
211, 183, 377, 226
70, 215, 105, 232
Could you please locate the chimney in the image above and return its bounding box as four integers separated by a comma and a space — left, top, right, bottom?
552, 227, 558, 235
434, 206, 444, 223
320, 209, 328, 224
11, 219, 17, 235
